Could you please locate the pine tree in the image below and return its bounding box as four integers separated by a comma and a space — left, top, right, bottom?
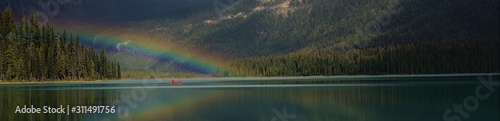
4, 32, 16, 80
13, 54, 23, 81
0, 34, 4, 80
108, 60, 113, 79
114, 60, 118, 79
67, 33, 75, 79
76, 36, 83, 79
17, 16, 26, 42
1, 6, 15, 36
29, 12, 41, 42
117, 62, 121, 79
37, 46, 45, 81
113, 60, 118, 79
5, 44, 15, 80
41, 25, 47, 42
99, 48, 108, 79
27, 42, 35, 80
0, 7, 121, 81
22, 16, 30, 41
57, 50, 68, 80
87, 51, 96, 80
47, 34, 56, 79
93, 51, 99, 79
0, 11, 3, 36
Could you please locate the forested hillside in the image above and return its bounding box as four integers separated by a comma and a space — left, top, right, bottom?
128, 0, 498, 76
0, 7, 120, 82
4, 0, 496, 77
137, 0, 498, 58
222, 39, 498, 76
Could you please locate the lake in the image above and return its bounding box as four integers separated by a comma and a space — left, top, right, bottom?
1, 74, 499, 121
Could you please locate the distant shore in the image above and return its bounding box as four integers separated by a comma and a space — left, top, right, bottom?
0, 80, 105, 84
1, 73, 498, 85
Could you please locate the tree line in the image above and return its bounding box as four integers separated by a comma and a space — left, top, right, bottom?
221, 39, 499, 77
0, 6, 120, 82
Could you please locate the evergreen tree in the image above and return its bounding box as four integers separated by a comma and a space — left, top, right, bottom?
1, 6, 15, 36
37, 46, 45, 80
99, 48, 107, 79
29, 12, 41, 42
76, 36, 83, 79
117, 62, 121, 79
0, 11, 3, 36
27, 42, 35, 80
0, 7, 121, 81
5, 44, 15, 80
0, 34, 4, 80
87, 52, 96, 79
67, 33, 75, 79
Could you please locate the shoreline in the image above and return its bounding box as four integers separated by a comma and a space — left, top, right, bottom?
0, 80, 106, 85
1, 73, 498, 85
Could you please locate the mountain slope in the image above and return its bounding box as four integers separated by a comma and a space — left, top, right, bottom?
123, 0, 498, 58
25, 0, 496, 75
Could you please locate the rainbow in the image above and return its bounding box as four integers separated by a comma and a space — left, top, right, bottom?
83, 90, 236, 121
50, 22, 232, 75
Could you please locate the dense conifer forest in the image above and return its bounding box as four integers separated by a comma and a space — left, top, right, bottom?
221, 39, 499, 77
0, 7, 120, 82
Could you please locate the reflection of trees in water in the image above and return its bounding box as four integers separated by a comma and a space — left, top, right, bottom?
243, 86, 480, 120
138, 85, 473, 121
0, 88, 117, 121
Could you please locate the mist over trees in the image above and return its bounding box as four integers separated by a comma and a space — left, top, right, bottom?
0, 6, 120, 82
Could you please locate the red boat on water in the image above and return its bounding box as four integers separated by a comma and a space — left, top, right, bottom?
170, 80, 182, 85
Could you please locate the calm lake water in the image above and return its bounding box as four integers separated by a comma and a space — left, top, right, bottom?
1, 74, 499, 121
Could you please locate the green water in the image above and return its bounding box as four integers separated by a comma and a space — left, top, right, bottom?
1, 74, 499, 121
